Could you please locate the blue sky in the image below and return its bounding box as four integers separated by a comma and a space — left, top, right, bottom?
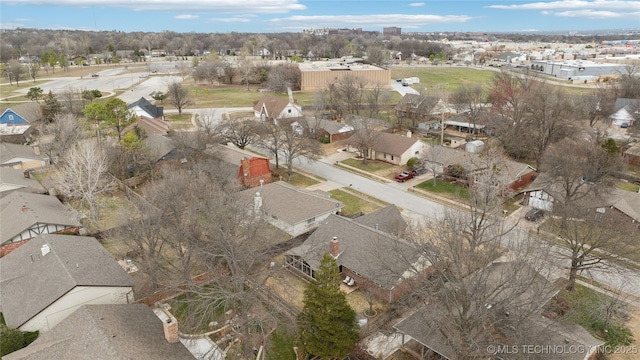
1, 0, 639, 33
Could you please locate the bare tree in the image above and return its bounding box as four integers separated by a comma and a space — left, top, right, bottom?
56, 141, 116, 231
166, 81, 192, 115
215, 117, 260, 150
347, 116, 382, 165
366, 81, 390, 118
575, 82, 618, 128
279, 121, 321, 180
366, 46, 387, 66
4, 60, 25, 86
192, 60, 223, 85
421, 144, 448, 187
257, 122, 285, 169
36, 113, 85, 167
541, 137, 627, 291
450, 84, 486, 139
333, 74, 368, 115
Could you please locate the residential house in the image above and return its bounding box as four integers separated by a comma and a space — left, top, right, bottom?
393, 261, 575, 359
1, 142, 50, 169
394, 94, 440, 124
422, 145, 536, 190
237, 181, 343, 237
253, 94, 303, 123
143, 134, 178, 163
285, 208, 432, 303
238, 157, 272, 188
128, 97, 168, 136
296, 117, 355, 143
0, 103, 41, 144
0, 192, 80, 255
444, 111, 492, 137
610, 98, 639, 127
522, 177, 640, 228
623, 142, 640, 165
2, 304, 195, 360
0, 168, 47, 198
347, 131, 424, 166
0, 234, 134, 332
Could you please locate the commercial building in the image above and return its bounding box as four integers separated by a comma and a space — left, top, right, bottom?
529, 60, 630, 80
299, 60, 390, 91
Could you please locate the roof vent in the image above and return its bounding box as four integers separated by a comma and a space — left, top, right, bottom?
41, 244, 51, 257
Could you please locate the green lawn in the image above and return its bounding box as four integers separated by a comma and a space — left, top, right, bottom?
341, 158, 395, 174
552, 285, 634, 347
616, 181, 640, 193
416, 179, 469, 200
391, 67, 495, 92
330, 189, 382, 215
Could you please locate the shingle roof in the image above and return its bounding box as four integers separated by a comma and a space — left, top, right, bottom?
299, 117, 354, 135
0, 234, 134, 329
0, 142, 45, 165
394, 94, 440, 115
3, 304, 194, 360
369, 131, 419, 156
1, 192, 80, 244
625, 143, 640, 157
286, 213, 426, 289
128, 97, 164, 119
143, 134, 176, 162
352, 204, 407, 235
0, 168, 47, 196
1, 103, 42, 123
253, 95, 291, 119
236, 181, 342, 224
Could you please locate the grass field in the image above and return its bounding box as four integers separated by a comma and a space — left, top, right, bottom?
416, 179, 469, 200
391, 66, 496, 92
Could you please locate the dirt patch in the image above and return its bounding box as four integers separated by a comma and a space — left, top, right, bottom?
608, 305, 640, 360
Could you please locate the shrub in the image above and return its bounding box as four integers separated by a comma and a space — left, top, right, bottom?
407, 157, 419, 169
319, 137, 330, 144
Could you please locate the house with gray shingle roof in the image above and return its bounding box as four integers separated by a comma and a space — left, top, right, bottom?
347, 131, 424, 166
0, 167, 47, 198
285, 210, 431, 302
128, 97, 169, 136
610, 98, 639, 127
237, 181, 343, 237
3, 304, 194, 360
0, 234, 134, 332
1, 142, 50, 170
0, 192, 80, 250
296, 117, 355, 143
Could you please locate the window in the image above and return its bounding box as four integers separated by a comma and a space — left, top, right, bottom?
391, 155, 394, 161
288, 109, 291, 113
8, 114, 14, 121
306, 217, 316, 224
383, 154, 387, 159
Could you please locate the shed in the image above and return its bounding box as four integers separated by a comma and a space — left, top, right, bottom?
465, 140, 485, 153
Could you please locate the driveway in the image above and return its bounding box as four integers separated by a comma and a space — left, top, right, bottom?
390, 81, 420, 96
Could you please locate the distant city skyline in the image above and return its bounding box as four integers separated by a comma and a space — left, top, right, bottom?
1, 0, 639, 34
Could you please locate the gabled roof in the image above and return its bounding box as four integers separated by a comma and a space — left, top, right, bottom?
286, 213, 427, 290
237, 181, 342, 225
143, 134, 177, 162
352, 204, 407, 235
138, 117, 169, 136
253, 95, 298, 119
1, 192, 80, 245
3, 304, 194, 360
0, 103, 41, 124
0, 142, 46, 165
0, 168, 47, 196
298, 117, 355, 135
624, 142, 640, 157
128, 97, 164, 119
613, 98, 640, 113
370, 131, 419, 156
394, 94, 440, 115
0, 234, 134, 329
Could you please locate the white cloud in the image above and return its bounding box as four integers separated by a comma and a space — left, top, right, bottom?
269, 14, 473, 29
174, 14, 199, 19
409, 2, 425, 6
554, 9, 640, 18
6, 0, 306, 13
488, 0, 640, 11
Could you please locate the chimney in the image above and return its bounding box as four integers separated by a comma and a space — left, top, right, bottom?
330, 237, 339, 257
162, 315, 179, 343
33, 145, 40, 156
23, 170, 31, 179
254, 192, 263, 214
407, 130, 412, 138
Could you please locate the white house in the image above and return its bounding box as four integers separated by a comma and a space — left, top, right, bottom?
253, 94, 303, 123
0, 234, 134, 332
610, 98, 639, 127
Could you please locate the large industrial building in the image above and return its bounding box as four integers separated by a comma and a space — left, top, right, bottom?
529, 60, 631, 80
298, 60, 391, 91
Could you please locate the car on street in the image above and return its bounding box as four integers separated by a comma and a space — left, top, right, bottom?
395, 171, 414, 182
91, 73, 99, 78
524, 208, 544, 222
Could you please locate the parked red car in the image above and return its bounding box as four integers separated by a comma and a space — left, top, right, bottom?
395, 171, 414, 182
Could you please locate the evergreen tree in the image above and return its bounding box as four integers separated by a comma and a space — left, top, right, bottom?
297, 253, 359, 359
41, 91, 62, 122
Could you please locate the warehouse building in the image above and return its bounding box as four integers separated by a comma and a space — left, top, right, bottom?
529, 60, 630, 80
299, 60, 390, 91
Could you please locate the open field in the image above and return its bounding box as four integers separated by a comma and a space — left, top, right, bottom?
391, 66, 495, 92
